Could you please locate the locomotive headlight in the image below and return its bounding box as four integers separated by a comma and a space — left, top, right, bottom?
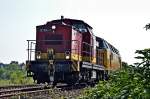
37, 55, 41, 59
65, 51, 70, 59
66, 55, 70, 59
52, 25, 56, 30
36, 51, 41, 59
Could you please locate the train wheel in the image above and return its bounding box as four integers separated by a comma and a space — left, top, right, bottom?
67, 80, 76, 86
37, 80, 41, 84
37, 75, 44, 84
67, 73, 79, 86
52, 82, 57, 88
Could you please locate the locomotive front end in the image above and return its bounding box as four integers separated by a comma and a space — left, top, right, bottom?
26, 21, 81, 84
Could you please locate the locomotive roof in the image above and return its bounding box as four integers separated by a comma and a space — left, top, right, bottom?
96, 36, 120, 55
46, 18, 93, 29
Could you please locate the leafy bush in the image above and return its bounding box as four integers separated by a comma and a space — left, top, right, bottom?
0, 63, 33, 85
81, 48, 150, 99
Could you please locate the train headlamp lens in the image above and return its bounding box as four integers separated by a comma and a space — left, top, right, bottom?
37, 52, 41, 59
52, 25, 56, 30
37, 55, 41, 59
66, 55, 70, 59
65, 51, 70, 59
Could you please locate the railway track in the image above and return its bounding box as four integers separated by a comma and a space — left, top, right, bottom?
0, 83, 88, 98
0, 84, 50, 98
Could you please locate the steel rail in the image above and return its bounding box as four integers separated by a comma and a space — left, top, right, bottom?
0, 84, 48, 98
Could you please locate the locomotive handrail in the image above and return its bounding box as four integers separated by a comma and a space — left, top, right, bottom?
82, 42, 91, 46
27, 40, 36, 60
27, 40, 78, 42
82, 51, 92, 55
82, 42, 92, 57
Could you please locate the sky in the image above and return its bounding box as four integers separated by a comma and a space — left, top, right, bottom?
0, 0, 150, 64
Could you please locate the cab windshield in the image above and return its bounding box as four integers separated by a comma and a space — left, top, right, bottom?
73, 23, 87, 33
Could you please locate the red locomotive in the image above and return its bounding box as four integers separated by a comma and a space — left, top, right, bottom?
26, 16, 121, 85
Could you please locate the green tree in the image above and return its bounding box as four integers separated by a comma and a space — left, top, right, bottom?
0, 67, 5, 79
0, 63, 33, 85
